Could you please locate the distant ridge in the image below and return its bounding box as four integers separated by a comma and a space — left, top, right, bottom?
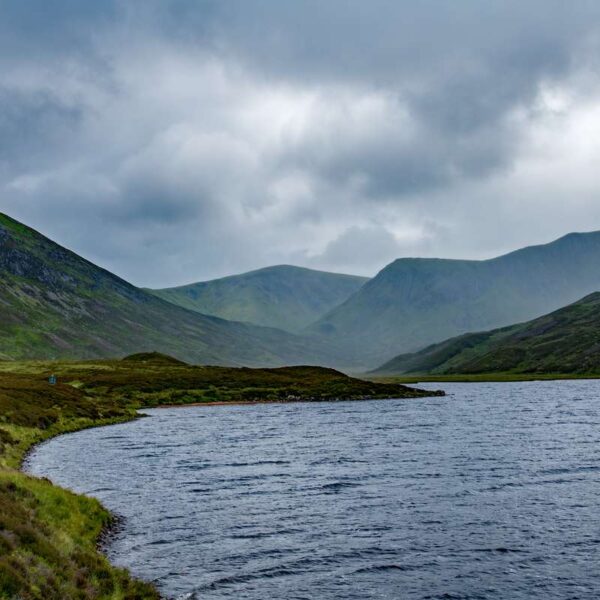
374, 292, 600, 375
309, 230, 600, 367
149, 265, 368, 332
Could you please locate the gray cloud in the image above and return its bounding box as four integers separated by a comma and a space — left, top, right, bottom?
308, 226, 408, 274
2, 1, 600, 286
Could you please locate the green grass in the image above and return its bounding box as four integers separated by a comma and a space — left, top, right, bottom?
0, 472, 160, 600
22, 356, 443, 407
0, 214, 36, 239
0, 369, 161, 599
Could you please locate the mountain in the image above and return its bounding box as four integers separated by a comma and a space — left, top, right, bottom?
309, 231, 600, 367
0, 213, 337, 366
149, 265, 368, 332
374, 292, 600, 375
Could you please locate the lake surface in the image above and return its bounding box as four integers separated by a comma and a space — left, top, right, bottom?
26, 381, 600, 599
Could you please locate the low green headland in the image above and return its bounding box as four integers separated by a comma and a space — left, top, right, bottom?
0, 354, 442, 598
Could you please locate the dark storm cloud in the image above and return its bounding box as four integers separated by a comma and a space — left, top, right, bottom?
2, 1, 600, 285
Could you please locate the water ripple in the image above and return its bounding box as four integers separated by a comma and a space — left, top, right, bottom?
26, 380, 600, 599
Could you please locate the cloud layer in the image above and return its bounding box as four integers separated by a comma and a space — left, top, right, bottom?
3, 0, 600, 286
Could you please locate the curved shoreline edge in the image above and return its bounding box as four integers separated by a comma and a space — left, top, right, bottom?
19, 415, 142, 562
154, 393, 445, 408
1, 358, 442, 599
15, 394, 444, 597
1, 413, 163, 599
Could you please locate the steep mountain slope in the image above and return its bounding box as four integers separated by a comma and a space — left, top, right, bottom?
149, 266, 367, 332
0, 214, 337, 366
310, 231, 600, 366
374, 292, 600, 375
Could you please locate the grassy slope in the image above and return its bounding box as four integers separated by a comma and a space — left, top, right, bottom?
374, 292, 600, 376
0, 213, 342, 368
149, 266, 368, 333
0, 357, 442, 598
310, 231, 600, 367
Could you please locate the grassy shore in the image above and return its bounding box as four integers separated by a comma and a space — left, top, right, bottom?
0, 371, 161, 599
369, 372, 600, 384
0, 353, 442, 598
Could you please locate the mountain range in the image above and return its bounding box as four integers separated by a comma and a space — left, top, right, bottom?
3, 211, 600, 372
374, 292, 600, 375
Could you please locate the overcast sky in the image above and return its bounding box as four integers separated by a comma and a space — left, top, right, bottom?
3, 1, 600, 287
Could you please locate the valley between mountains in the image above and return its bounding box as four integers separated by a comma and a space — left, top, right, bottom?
4, 211, 600, 375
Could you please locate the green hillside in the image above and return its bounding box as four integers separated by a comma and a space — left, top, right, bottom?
310, 231, 600, 367
149, 265, 367, 332
0, 213, 338, 367
374, 292, 600, 375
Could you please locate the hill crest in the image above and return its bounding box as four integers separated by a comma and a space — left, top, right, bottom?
310, 229, 600, 367
150, 264, 368, 332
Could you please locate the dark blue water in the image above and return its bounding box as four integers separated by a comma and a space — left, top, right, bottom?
26, 381, 600, 599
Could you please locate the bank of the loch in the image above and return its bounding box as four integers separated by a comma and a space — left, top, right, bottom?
0, 355, 442, 598
0, 371, 161, 599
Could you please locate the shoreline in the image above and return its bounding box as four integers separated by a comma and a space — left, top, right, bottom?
6, 413, 163, 599
154, 394, 445, 409
0, 358, 439, 597
19, 415, 144, 560
156, 399, 289, 408
19, 413, 140, 471
15, 392, 442, 596
370, 373, 600, 384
